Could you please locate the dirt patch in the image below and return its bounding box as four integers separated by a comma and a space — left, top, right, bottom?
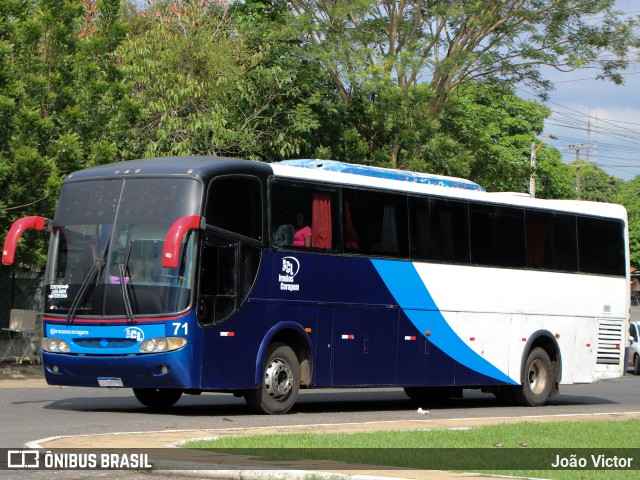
0, 361, 44, 380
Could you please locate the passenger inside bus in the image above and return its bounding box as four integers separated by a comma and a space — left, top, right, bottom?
270, 184, 336, 250
293, 213, 312, 247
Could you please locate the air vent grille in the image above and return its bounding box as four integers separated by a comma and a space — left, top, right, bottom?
597, 319, 624, 365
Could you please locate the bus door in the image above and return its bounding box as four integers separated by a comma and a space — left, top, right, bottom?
198, 233, 238, 324
331, 307, 399, 386
198, 229, 262, 387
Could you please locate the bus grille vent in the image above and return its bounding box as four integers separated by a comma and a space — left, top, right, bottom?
596, 319, 624, 365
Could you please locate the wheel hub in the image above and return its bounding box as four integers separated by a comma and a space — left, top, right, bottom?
264, 358, 293, 399
528, 358, 548, 394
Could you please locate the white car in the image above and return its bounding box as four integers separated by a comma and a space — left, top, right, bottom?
630, 321, 640, 375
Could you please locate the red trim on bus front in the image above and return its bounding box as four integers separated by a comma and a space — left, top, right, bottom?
42, 310, 192, 324
2, 216, 49, 265
162, 215, 203, 269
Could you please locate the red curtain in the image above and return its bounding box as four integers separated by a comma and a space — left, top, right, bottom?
312, 192, 332, 248
344, 200, 359, 250
527, 223, 547, 266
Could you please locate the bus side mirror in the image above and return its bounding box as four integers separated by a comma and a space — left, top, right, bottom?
2, 216, 50, 265
162, 215, 203, 269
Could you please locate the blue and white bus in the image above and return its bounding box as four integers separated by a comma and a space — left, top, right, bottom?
3, 157, 629, 414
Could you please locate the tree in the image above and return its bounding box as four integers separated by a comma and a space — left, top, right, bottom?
621, 177, 640, 268
0, 0, 130, 267
576, 164, 623, 203
290, 1, 639, 118
283, 1, 639, 168
117, 0, 321, 160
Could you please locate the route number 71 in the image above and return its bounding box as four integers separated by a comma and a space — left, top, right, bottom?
172, 322, 188, 335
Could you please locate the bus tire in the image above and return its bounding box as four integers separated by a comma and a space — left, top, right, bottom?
514, 347, 553, 406
633, 354, 640, 376
133, 388, 182, 409
244, 342, 300, 415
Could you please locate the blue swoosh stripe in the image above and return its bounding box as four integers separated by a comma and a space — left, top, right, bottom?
371, 259, 516, 385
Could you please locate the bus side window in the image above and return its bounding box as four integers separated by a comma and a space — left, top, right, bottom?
206, 176, 262, 241
270, 180, 338, 251
409, 196, 469, 264
525, 211, 577, 272
343, 189, 407, 257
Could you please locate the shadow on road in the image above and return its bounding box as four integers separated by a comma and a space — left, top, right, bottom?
37, 387, 617, 418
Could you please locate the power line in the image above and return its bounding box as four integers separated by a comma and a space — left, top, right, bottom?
553, 71, 640, 84
516, 86, 640, 178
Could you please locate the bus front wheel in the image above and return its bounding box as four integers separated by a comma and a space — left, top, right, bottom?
244, 342, 300, 415
133, 388, 182, 409
514, 347, 553, 406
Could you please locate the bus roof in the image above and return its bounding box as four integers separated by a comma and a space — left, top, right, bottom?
63, 156, 272, 184
61, 156, 627, 221
276, 159, 486, 192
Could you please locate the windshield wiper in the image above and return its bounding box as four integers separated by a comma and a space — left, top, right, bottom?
67, 239, 109, 324
118, 240, 135, 324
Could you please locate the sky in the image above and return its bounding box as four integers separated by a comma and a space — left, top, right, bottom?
520, 0, 640, 182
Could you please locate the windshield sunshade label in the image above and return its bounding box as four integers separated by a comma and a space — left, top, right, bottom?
48, 284, 69, 299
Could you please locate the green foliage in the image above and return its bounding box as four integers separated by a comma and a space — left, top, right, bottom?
620, 177, 640, 268
289, 0, 640, 117
578, 165, 623, 203
186, 420, 640, 449
285, 0, 640, 171
0, 0, 131, 267
118, 0, 321, 160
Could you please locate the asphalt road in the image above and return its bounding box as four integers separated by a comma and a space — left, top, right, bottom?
1, 373, 639, 449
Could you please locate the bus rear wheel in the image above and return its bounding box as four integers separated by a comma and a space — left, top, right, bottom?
133, 388, 182, 409
513, 347, 553, 406
244, 342, 300, 415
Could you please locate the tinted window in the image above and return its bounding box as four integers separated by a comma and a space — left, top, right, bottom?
343, 189, 408, 258
470, 204, 525, 268
55, 178, 201, 225
206, 177, 262, 240
526, 211, 578, 271
270, 181, 339, 250
578, 216, 625, 276
409, 197, 469, 263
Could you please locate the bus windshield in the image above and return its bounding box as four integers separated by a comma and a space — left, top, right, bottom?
45, 177, 202, 318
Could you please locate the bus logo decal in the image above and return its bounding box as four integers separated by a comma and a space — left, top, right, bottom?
281, 257, 300, 277
279, 256, 301, 292
124, 327, 144, 342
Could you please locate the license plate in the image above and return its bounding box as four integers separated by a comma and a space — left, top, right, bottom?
98, 377, 123, 387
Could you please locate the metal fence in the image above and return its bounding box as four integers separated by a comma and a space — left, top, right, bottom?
0, 269, 44, 332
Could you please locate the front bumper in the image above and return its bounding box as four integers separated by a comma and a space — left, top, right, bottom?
42, 345, 195, 388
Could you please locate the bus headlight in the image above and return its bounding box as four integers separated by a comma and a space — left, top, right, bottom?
139, 337, 186, 354
42, 337, 70, 353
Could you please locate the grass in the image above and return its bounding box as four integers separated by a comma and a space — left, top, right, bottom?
183, 419, 640, 479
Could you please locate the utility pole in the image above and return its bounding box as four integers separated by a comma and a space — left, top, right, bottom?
567, 144, 589, 198
529, 134, 557, 198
